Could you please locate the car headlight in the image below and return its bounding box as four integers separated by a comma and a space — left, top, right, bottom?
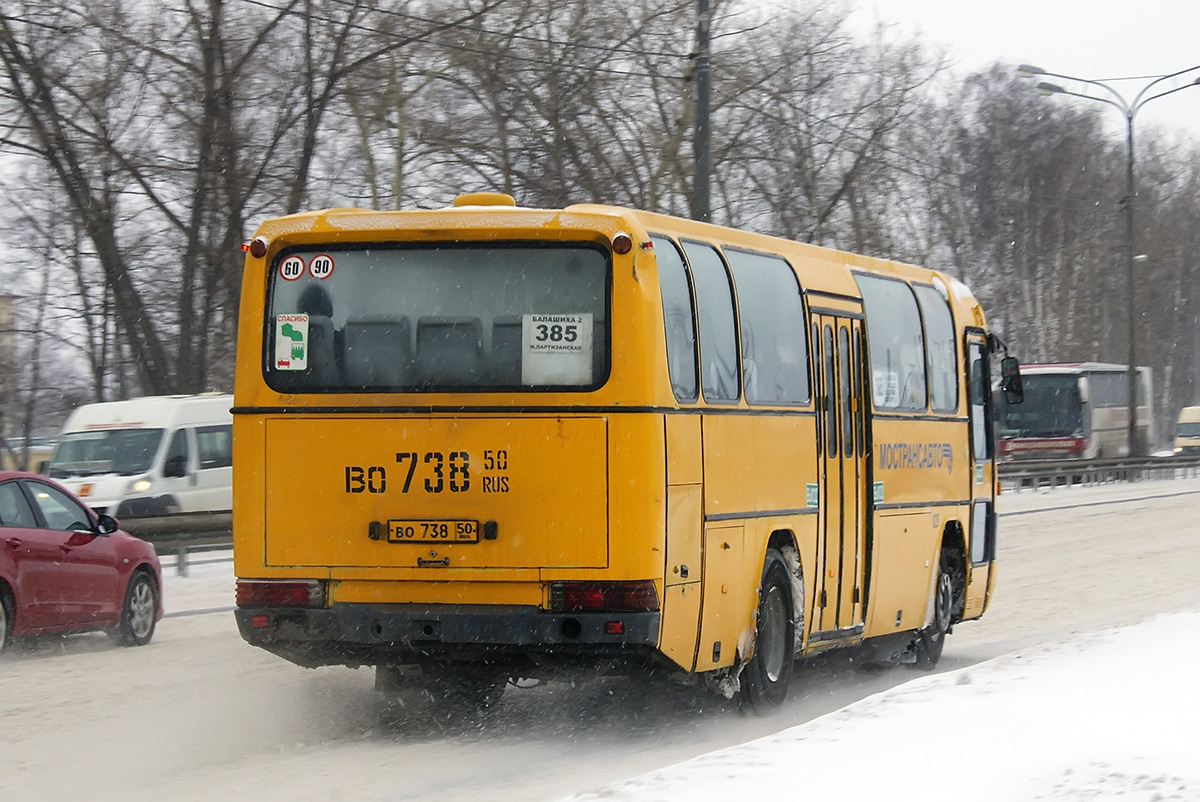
128, 477, 153, 494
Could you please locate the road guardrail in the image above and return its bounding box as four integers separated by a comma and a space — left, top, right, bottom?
118, 511, 232, 575
999, 456, 1200, 492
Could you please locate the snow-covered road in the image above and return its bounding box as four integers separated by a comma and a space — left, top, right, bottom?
2, 478, 1198, 801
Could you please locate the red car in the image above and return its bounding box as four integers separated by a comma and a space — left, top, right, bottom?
0, 470, 163, 652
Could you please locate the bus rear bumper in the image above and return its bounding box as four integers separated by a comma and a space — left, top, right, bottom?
234, 603, 661, 670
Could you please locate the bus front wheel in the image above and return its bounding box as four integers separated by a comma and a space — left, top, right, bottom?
912, 550, 957, 669
739, 548, 796, 712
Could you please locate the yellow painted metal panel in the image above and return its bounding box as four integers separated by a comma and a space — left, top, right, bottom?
665, 414, 702, 486
865, 511, 937, 636
696, 524, 752, 671
232, 415, 270, 576
262, 416, 608, 569
599, 414, 666, 579
870, 417, 971, 507
701, 415, 816, 517
666, 484, 702, 587
965, 560, 995, 619
659, 582, 701, 671
332, 579, 542, 606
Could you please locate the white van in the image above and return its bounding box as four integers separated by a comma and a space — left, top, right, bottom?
45, 393, 233, 517
1174, 406, 1200, 457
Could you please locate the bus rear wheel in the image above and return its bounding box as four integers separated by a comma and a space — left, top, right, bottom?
739, 548, 795, 712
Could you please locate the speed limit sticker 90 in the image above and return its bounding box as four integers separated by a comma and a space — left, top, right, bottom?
308, 253, 335, 279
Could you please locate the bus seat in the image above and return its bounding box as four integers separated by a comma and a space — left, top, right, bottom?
415, 317, 483, 385
490, 316, 523, 384
343, 316, 412, 387
306, 315, 340, 386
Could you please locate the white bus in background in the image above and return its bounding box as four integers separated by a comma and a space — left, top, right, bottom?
45, 393, 233, 516
997, 363, 1154, 460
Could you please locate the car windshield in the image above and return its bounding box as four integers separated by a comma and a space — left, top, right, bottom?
47, 429, 165, 477
1178, 422, 1200, 438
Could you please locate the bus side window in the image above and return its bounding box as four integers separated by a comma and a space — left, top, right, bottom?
968, 342, 992, 460
724, 248, 809, 406
650, 235, 698, 402
680, 240, 738, 404
914, 284, 958, 413
855, 274, 927, 412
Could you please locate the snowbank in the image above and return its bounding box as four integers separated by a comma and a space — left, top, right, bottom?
566, 609, 1200, 801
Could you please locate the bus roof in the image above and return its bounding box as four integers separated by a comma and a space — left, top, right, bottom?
249, 197, 984, 327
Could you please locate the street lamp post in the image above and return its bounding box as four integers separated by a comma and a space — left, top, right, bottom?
1017, 64, 1200, 456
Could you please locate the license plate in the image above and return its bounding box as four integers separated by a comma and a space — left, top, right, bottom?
386, 519, 479, 543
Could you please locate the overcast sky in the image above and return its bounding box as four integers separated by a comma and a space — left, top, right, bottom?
851, 0, 1200, 137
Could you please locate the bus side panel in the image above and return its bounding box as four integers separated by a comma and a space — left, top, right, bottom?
232, 414, 268, 577
871, 418, 970, 504
660, 583, 702, 671
701, 415, 814, 517
697, 414, 815, 669
598, 414, 667, 579
695, 523, 748, 671
660, 415, 703, 672
666, 414, 703, 486
964, 561, 993, 619
865, 511, 937, 637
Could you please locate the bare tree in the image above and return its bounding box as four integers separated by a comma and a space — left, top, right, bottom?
713, 5, 941, 247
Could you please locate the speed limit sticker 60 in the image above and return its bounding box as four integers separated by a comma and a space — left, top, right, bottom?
279, 255, 305, 281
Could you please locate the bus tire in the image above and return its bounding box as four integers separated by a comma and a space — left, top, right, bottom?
739, 548, 795, 712
912, 549, 956, 669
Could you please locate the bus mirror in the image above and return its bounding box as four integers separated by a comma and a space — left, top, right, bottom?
1000, 356, 1023, 405
1077, 378, 1089, 404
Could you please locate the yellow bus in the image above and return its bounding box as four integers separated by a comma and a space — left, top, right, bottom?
232, 192, 1022, 712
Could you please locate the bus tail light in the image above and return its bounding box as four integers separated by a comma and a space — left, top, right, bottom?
236, 579, 326, 608
549, 580, 659, 612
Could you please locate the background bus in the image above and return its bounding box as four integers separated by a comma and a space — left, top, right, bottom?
1174, 406, 1200, 456
232, 192, 1020, 713
997, 363, 1153, 460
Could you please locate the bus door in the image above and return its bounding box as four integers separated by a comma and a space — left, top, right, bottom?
964, 334, 997, 617
812, 313, 867, 637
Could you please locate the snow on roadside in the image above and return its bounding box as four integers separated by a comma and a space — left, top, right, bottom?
564, 609, 1200, 801
158, 550, 235, 615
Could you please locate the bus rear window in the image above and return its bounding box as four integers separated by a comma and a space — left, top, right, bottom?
264, 244, 609, 393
